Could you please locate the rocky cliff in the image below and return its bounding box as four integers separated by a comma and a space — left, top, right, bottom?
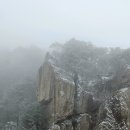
37, 54, 130, 130
38, 59, 75, 122
37, 55, 97, 130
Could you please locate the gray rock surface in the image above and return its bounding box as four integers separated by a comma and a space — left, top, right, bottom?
37, 55, 130, 130
97, 88, 130, 130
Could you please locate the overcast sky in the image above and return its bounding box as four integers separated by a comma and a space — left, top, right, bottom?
0, 0, 130, 49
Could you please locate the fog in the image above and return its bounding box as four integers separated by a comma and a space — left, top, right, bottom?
0, 1, 130, 130
0, 0, 130, 49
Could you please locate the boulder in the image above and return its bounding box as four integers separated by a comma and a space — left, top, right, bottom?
56, 114, 91, 130
49, 125, 61, 130
75, 114, 91, 130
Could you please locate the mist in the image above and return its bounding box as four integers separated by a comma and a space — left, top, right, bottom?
0, 0, 130, 49
0, 0, 130, 130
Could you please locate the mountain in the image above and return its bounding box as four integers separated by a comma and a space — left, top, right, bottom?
37, 39, 130, 130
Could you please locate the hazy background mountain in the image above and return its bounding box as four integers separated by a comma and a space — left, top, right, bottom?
0, 46, 45, 99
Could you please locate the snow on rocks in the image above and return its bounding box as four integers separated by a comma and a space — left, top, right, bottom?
120, 88, 128, 93
98, 88, 130, 130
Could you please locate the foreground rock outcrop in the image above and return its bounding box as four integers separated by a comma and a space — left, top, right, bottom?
38, 60, 75, 122
98, 88, 130, 130
49, 114, 91, 130
37, 55, 96, 130
37, 54, 130, 130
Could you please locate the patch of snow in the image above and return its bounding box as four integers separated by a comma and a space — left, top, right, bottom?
44, 98, 50, 101
120, 88, 128, 93
85, 91, 92, 95
50, 63, 74, 84
50, 124, 60, 130
126, 64, 130, 70
77, 86, 83, 97
88, 80, 95, 87
101, 76, 111, 81
60, 91, 65, 97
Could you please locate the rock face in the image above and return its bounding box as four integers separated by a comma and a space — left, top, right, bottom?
37, 55, 130, 130
49, 114, 91, 130
98, 88, 130, 130
37, 56, 94, 130
38, 60, 75, 122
